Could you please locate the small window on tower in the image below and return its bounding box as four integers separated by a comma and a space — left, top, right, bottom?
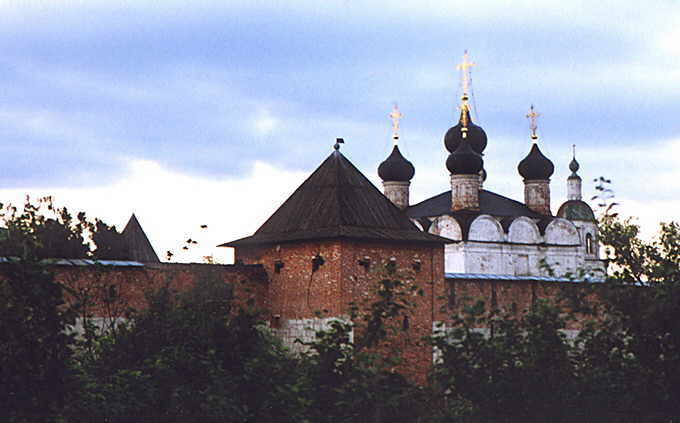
586, 233, 594, 255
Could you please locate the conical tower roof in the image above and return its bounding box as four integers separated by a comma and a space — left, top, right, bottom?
122, 214, 160, 263
222, 149, 448, 246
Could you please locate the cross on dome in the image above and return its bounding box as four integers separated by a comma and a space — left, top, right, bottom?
389, 103, 403, 144
456, 50, 475, 100
526, 104, 541, 141
456, 50, 476, 131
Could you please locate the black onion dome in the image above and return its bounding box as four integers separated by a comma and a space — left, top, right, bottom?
568, 156, 581, 180
446, 136, 483, 175
569, 157, 580, 173
444, 109, 487, 154
518, 143, 554, 180
378, 145, 415, 182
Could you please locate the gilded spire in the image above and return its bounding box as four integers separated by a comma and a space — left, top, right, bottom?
456, 50, 475, 137
526, 104, 540, 142
389, 103, 403, 145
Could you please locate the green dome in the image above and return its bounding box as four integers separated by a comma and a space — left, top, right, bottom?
556, 200, 596, 222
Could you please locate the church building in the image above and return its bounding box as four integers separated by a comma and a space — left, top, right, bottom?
384, 52, 603, 279
220, 52, 604, 377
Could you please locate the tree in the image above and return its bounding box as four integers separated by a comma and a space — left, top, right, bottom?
65, 275, 309, 423
577, 216, 680, 421
0, 199, 79, 422
431, 297, 580, 422
0, 197, 90, 260
0, 197, 133, 422
91, 219, 130, 260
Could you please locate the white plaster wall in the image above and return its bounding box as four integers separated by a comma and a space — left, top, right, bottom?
545, 218, 580, 245
508, 216, 540, 244
429, 215, 462, 240
468, 215, 504, 242
383, 181, 410, 210
427, 212, 600, 278
274, 317, 352, 354
446, 240, 583, 276
445, 243, 465, 273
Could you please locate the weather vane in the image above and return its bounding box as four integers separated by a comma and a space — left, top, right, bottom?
389, 103, 403, 144
334, 137, 344, 150
526, 104, 540, 141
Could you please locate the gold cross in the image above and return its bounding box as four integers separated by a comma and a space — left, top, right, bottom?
456, 50, 475, 98
526, 104, 540, 140
389, 103, 403, 143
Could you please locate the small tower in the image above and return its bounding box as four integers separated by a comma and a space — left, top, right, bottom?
518, 105, 554, 215
557, 148, 603, 274
567, 145, 582, 201
378, 104, 415, 209
446, 51, 484, 211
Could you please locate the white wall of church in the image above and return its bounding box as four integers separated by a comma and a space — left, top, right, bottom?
424, 214, 598, 277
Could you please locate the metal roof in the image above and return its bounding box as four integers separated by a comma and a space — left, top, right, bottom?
445, 272, 603, 283
0, 257, 145, 267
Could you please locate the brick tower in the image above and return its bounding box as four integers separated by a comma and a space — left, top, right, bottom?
222, 141, 447, 380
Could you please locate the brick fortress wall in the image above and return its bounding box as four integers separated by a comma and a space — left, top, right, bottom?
53, 262, 268, 321
49, 255, 598, 382
236, 240, 445, 382
439, 278, 597, 333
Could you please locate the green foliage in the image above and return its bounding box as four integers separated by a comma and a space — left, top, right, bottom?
0, 197, 133, 261
0, 197, 90, 260
431, 299, 577, 422
91, 219, 130, 260
65, 276, 308, 423
430, 211, 680, 421
0, 206, 77, 422
584, 216, 680, 421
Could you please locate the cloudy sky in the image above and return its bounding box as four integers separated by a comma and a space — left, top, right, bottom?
1, 1, 679, 262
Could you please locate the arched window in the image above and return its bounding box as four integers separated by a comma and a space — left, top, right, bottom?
586, 233, 594, 255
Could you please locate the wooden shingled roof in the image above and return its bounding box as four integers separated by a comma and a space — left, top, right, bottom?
222, 150, 448, 247
121, 214, 160, 263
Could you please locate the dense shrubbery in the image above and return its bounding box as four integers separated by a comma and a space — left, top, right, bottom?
2, 197, 680, 422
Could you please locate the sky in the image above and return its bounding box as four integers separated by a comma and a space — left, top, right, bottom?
0, 0, 679, 263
